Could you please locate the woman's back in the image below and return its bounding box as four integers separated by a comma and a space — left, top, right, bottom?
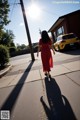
39, 38, 52, 52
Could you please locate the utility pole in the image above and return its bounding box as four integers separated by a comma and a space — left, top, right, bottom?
20, 0, 35, 61
39, 29, 41, 35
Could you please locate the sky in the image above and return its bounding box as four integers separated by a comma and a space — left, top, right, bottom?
6, 0, 80, 46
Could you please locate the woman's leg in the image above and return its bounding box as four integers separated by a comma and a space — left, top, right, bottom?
48, 71, 51, 78
44, 71, 48, 76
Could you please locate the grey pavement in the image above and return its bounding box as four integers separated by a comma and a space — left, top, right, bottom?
0, 51, 80, 120
0, 65, 12, 78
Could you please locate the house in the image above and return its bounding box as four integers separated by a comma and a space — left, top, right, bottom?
48, 10, 80, 42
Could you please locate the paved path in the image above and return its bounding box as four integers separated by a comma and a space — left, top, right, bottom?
0, 50, 80, 120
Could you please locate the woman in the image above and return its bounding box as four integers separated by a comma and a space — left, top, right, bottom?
37, 30, 55, 77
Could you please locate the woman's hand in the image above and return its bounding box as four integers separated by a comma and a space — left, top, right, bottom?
37, 52, 39, 57
37, 45, 41, 57
53, 49, 55, 55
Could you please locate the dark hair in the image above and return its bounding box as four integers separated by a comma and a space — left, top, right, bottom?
41, 30, 51, 43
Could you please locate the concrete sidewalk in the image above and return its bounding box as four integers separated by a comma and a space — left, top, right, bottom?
0, 56, 80, 120
0, 65, 12, 78
0, 59, 80, 88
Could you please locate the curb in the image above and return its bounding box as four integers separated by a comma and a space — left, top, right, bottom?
0, 65, 12, 78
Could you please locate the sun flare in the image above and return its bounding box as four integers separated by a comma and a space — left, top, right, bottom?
27, 4, 41, 19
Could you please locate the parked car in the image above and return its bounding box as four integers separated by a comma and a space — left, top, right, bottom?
54, 33, 80, 51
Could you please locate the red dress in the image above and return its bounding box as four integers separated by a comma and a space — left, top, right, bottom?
39, 39, 53, 72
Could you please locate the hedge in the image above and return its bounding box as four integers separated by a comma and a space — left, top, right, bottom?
0, 45, 9, 67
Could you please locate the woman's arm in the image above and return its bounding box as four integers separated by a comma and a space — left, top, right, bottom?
49, 44, 55, 55
49, 40, 55, 55
51, 44, 55, 54
37, 45, 41, 57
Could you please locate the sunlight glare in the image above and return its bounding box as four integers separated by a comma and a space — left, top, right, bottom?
27, 4, 41, 19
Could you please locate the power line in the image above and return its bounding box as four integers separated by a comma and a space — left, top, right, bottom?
9, 0, 20, 20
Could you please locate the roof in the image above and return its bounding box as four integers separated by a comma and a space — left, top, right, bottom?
48, 10, 80, 32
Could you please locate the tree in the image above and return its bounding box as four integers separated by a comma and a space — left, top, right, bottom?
0, 30, 15, 47
20, 44, 27, 49
16, 44, 27, 51
0, 0, 10, 30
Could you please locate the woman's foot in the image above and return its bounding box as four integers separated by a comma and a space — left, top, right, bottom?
44, 73, 47, 76
49, 74, 51, 78
44, 72, 48, 76
48, 72, 51, 78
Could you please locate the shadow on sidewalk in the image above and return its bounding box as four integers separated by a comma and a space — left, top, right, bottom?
0, 61, 34, 114
40, 77, 77, 120
62, 49, 80, 55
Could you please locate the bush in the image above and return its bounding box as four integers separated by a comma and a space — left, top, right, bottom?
0, 45, 9, 67
8, 47, 17, 56
9, 47, 16, 53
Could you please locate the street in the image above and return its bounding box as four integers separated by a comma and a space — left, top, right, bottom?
0, 49, 80, 120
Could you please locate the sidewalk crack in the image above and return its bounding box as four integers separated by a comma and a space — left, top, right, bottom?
65, 74, 80, 87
